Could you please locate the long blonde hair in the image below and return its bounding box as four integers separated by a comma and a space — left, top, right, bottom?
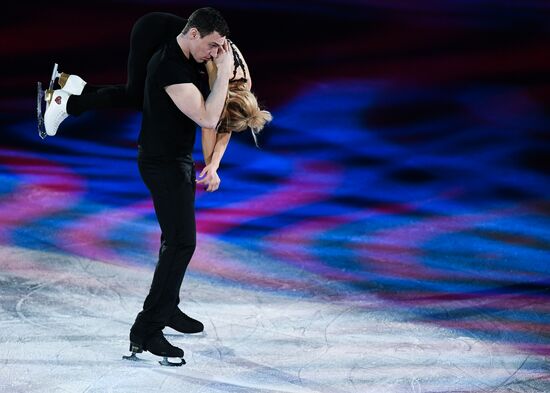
217, 81, 272, 146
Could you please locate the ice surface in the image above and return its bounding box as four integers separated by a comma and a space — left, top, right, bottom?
1, 245, 548, 393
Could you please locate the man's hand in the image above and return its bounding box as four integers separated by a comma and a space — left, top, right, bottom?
196, 163, 221, 192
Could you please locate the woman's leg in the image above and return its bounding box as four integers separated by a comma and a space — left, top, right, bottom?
125, 12, 187, 109
66, 84, 127, 115
66, 12, 187, 116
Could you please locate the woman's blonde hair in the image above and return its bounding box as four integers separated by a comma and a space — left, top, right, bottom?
216, 81, 272, 146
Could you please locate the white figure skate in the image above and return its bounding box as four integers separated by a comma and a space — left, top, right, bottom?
37, 63, 59, 138
43, 89, 71, 137
58, 72, 86, 95
37, 63, 87, 138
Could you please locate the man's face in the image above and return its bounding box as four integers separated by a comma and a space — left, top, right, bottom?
191, 30, 226, 63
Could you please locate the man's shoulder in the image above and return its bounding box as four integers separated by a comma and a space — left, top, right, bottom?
149, 55, 199, 90
149, 50, 192, 77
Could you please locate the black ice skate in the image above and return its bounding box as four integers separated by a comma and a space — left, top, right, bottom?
123, 330, 185, 367
167, 309, 204, 334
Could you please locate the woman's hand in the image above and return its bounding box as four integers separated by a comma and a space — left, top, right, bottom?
214, 39, 233, 80
196, 163, 221, 192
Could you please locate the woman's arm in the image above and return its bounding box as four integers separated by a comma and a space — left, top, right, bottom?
201, 127, 231, 167
199, 127, 232, 192
209, 131, 231, 169
205, 61, 217, 91
205, 42, 252, 91
201, 127, 216, 165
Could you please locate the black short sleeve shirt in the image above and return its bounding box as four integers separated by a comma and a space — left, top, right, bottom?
138, 37, 209, 158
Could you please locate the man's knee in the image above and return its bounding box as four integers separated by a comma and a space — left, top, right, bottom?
164, 233, 196, 251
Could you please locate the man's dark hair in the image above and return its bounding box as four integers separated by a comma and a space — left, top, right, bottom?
182, 7, 230, 38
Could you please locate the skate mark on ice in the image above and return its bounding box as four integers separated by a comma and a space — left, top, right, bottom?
74, 256, 130, 313
296, 305, 355, 385
156, 366, 350, 393
15, 275, 72, 329
194, 345, 352, 393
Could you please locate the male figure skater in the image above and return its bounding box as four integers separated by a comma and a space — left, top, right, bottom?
126, 8, 233, 365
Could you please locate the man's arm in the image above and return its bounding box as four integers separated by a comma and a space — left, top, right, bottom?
165, 40, 233, 129
165, 74, 229, 129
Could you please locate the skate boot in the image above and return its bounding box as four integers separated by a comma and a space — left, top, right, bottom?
58, 72, 87, 95
37, 63, 76, 138
167, 308, 204, 334
43, 89, 71, 136
123, 330, 185, 367
37, 63, 60, 138
39, 62, 87, 95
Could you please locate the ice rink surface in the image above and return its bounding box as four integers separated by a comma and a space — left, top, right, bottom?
1, 242, 548, 393
2, 1, 550, 392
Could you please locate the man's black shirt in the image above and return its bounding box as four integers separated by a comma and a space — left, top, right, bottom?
138, 37, 209, 158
